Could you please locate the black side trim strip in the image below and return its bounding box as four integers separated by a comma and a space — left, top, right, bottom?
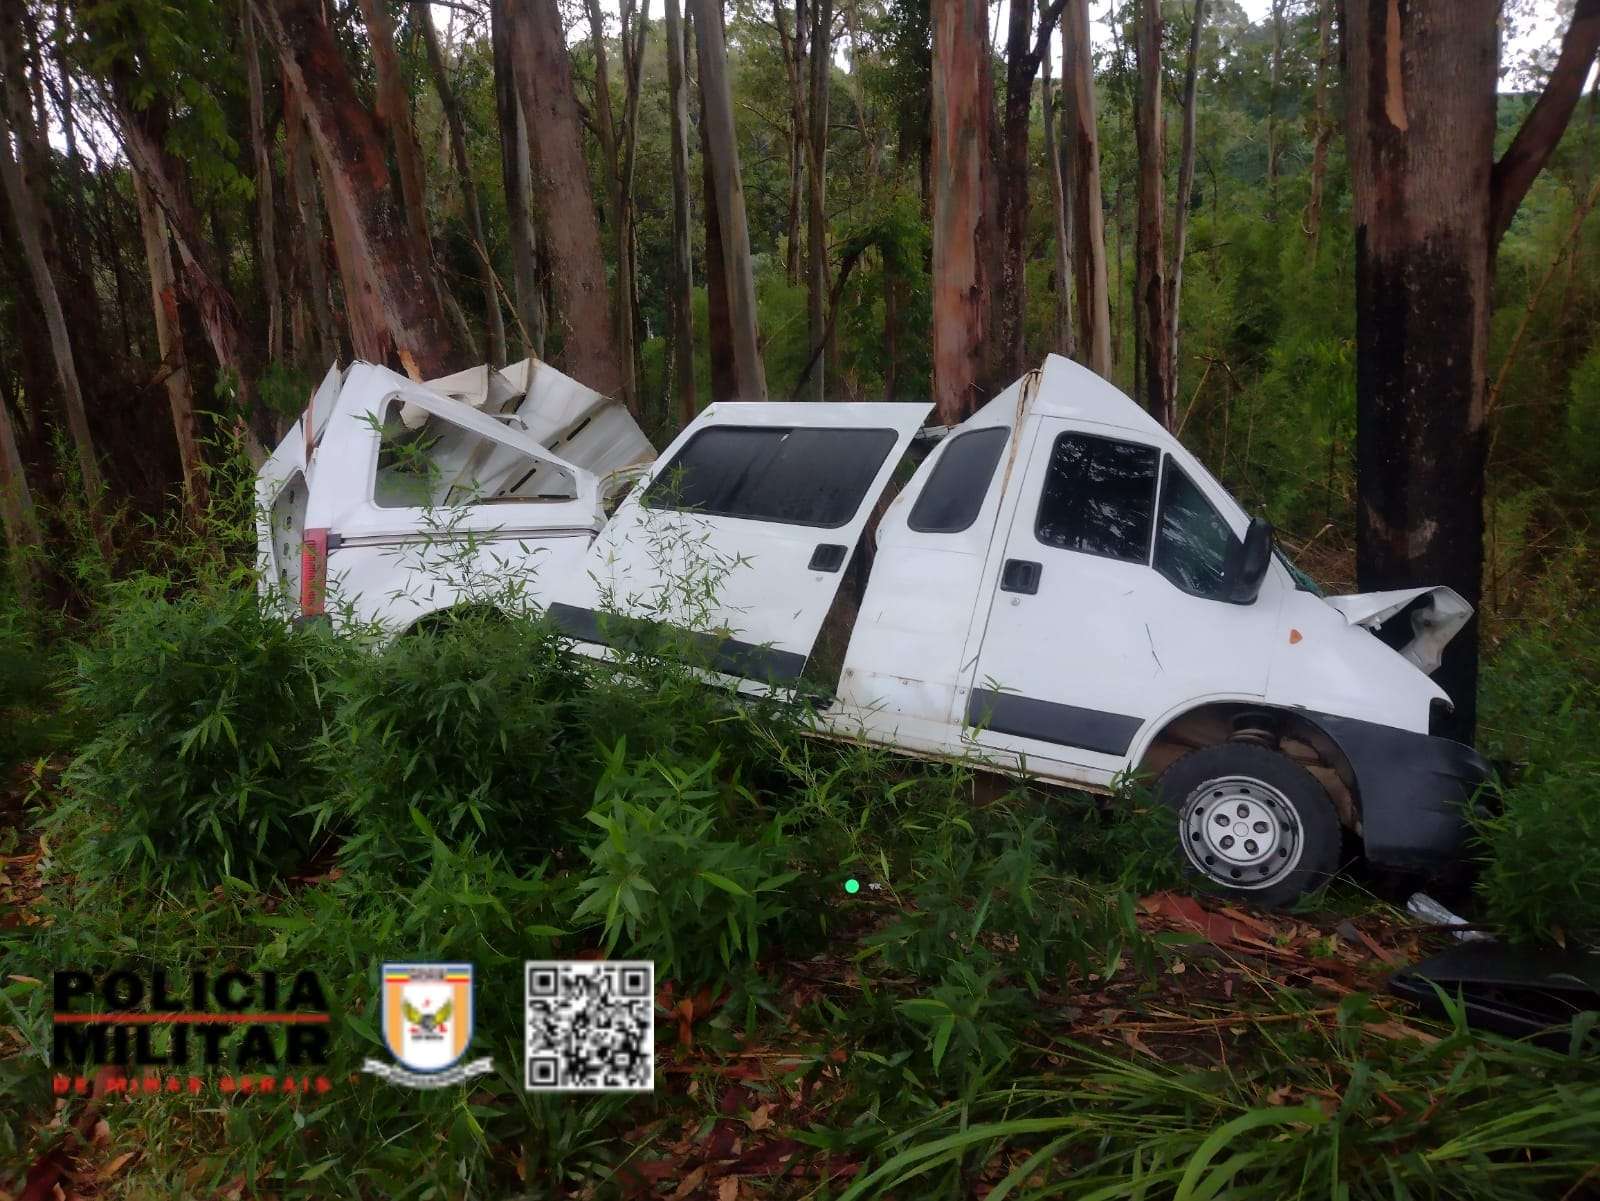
966, 688, 1142, 757
547, 602, 808, 686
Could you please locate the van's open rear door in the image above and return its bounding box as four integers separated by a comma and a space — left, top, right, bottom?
549, 401, 930, 689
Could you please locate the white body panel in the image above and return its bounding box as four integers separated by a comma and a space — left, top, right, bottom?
549, 401, 931, 675
254, 360, 654, 634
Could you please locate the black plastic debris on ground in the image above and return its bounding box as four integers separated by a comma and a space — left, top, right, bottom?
1390, 943, 1600, 1049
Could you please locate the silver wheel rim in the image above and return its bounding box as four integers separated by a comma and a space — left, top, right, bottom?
1179, 774, 1303, 890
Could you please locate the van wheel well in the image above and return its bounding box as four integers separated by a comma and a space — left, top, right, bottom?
1138, 704, 1361, 834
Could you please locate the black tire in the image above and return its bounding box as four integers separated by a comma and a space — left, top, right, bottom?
1156, 742, 1341, 908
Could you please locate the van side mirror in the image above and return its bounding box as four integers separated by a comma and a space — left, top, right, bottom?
1226, 517, 1274, 604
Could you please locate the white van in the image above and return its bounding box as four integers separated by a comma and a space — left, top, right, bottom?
259, 354, 1489, 905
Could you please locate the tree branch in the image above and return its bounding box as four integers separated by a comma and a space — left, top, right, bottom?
1490, 0, 1600, 249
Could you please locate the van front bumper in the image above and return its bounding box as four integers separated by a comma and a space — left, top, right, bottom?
1304, 711, 1493, 872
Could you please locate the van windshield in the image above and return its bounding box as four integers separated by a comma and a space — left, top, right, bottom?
1275, 548, 1324, 596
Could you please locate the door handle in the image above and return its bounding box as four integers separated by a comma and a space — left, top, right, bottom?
1000, 558, 1041, 595
808, 543, 849, 572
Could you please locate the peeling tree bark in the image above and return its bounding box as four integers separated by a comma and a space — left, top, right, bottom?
415, 0, 506, 368
930, 0, 993, 424
132, 171, 208, 515
354, 0, 429, 255
284, 80, 340, 368
242, 5, 285, 365
1133, 0, 1172, 429
693, 0, 767, 400
664, 0, 698, 422
1062, 0, 1111, 378
1342, 0, 1600, 743
490, 0, 546, 359
505, 0, 624, 397
257, 0, 468, 381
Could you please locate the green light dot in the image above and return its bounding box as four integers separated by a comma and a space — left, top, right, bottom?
844, 878, 861, 895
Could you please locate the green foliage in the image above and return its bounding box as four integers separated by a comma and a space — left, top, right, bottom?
0, 601, 59, 776
48, 579, 348, 887
1473, 603, 1600, 948
315, 610, 588, 875
574, 741, 800, 984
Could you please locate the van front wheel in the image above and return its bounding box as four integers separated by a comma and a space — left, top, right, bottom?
1157, 743, 1341, 908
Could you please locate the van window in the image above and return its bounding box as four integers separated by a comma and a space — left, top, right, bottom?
643, 425, 898, 528
373, 398, 577, 509
1034, 432, 1158, 562
908, 427, 1008, 533
1153, 458, 1239, 600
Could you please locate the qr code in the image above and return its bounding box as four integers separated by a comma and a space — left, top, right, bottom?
524, 961, 655, 1092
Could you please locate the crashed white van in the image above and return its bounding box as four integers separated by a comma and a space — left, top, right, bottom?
256, 357, 656, 631
258, 353, 1489, 905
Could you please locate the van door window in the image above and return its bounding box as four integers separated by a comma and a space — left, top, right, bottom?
373, 398, 577, 509
1034, 432, 1158, 562
908, 427, 1009, 533
1153, 457, 1239, 601
642, 425, 898, 528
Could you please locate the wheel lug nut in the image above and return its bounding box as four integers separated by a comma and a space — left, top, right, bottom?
1253, 821, 1269, 834
1220, 835, 1234, 849
1244, 839, 1258, 855
1236, 804, 1249, 818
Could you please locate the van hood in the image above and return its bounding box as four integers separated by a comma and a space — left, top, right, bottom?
1323, 586, 1472, 675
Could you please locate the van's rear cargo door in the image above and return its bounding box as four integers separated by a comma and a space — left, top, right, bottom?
549, 401, 931, 689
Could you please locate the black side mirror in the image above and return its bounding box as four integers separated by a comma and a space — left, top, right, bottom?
1226, 517, 1274, 604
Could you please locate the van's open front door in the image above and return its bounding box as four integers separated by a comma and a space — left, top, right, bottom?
549, 401, 931, 690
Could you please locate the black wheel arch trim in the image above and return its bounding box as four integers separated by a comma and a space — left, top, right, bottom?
1290, 708, 1492, 871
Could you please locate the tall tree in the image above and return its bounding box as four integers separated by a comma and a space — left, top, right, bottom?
241, 5, 285, 365
132, 172, 207, 515
1061, 0, 1111, 377
1166, 0, 1206, 417
1304, 0, 1334, 253
490, 0, 546, 358
256, 0, 468, 380
692, 0, 767, 400
930, 0, 993, 424
774, 0, 808, 285
1040, 34, 1074, 358
1133, 0, 1172, 428
803, 0, 834, 400
1345, 0, 1600, 742
994, 0, 1068, 385
0, 16, 105, 510
414, 0, 507, 367
283, 83, 340, 367
1265, 0, 1287, 219
504, 0, 625, 397
663, 0, 697, 422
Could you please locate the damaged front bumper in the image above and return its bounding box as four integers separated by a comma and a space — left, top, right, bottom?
1306, 711, 1493, 871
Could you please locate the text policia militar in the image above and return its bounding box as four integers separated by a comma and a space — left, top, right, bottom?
52, 969, 332, 1091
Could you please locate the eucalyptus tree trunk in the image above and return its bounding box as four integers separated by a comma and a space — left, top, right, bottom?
0, 28, 105, 510
242, 5, 285, 364
1166, 0, 1206, 418
490, 0, 545, 358
0, 384, 42, 606
284, 82, 341, 367
504, 0, 625, 397
774, 0, 808, 285
1061, 0, 1110, 378
930, 0, 993, 424
1305, 0, 1334, 253
415, 0, 506, 367
1133, 0, 1171, 428
1040, 32, 1074, 358
133, 172, 208, 515
1346, 0, 1600, 743
354, 0, 429, 254
697, 12, 738, 405
803, 0, 833, 401
692, 0, 767, 400
257, 0, 469, 381
664, 0, 697, 422
618, 0, 651, 410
